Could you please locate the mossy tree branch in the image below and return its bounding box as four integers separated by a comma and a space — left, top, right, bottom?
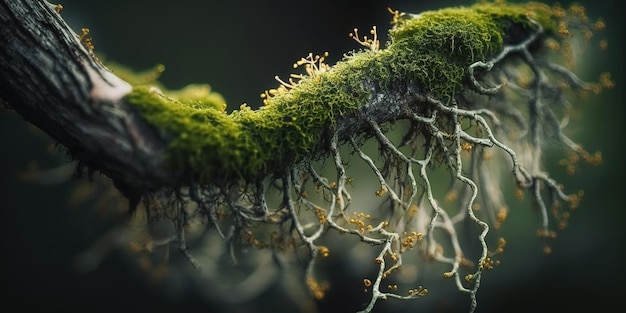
0, 1, 612, 312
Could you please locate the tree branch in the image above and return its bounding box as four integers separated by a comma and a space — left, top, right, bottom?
0, 0, 175, 198
0, 1, 612, 312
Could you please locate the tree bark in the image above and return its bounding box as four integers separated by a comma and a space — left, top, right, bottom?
0, 0, 425, 195
0, 0, 180, 199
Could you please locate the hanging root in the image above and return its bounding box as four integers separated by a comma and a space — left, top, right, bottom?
69, 2, 612, 312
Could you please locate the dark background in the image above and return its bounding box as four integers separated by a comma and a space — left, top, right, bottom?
1, 0, 624, 312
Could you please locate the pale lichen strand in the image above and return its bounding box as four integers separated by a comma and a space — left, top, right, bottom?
125, 2, 552, 184
115, 2, 610, 312
1, 1, 610, 312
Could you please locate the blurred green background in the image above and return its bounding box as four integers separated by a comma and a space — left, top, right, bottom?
1, 0, 623, 312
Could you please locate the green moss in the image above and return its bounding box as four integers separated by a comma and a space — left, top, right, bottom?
165, 84, 226, 111
108, 61, 227, 111
124, 1, 560, 185
386, 1, 556, 97
126, 68, 368, 182
126, 87, 256, 183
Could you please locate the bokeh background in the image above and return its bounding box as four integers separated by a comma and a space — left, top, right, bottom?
1, 0, 623, 312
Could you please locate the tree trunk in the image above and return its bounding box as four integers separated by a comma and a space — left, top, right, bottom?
0, 0, 179, 200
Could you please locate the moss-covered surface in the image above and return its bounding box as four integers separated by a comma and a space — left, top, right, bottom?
125, 1, 558, 185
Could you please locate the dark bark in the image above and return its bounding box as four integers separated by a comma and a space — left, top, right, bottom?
0, 0, 178, 199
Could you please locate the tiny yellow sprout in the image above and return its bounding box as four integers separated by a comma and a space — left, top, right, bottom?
375, 185, 387, 197
536, 228, 558, 239
77, 28, 95, 50
566, 190, 585, 210
406, 204, 419, 218
497, 237, 506, 250
460, 142, 472, 152
401, 231, 422, 249
593, 19, 606, 31
480, 257, 500, 270
353, 212, 370, 219
79, 27, 89, 41
557, 22, 570, 36
307, 278, 327, 300
545, 39, 560, 50
349, 26, 380, 51
550, 6, 565, 18
363, 278, 372, 287
314, 206, 327, 224
319, 246, 330, 258
598, 72, 613, 89
495, 207, 508, 229
568, 3, 587, 21
387, 7, 405, 25
445, 189, 458, 202
407, 286, 428, 297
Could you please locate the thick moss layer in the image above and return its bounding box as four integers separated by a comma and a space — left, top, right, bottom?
125, 1, 556, 185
